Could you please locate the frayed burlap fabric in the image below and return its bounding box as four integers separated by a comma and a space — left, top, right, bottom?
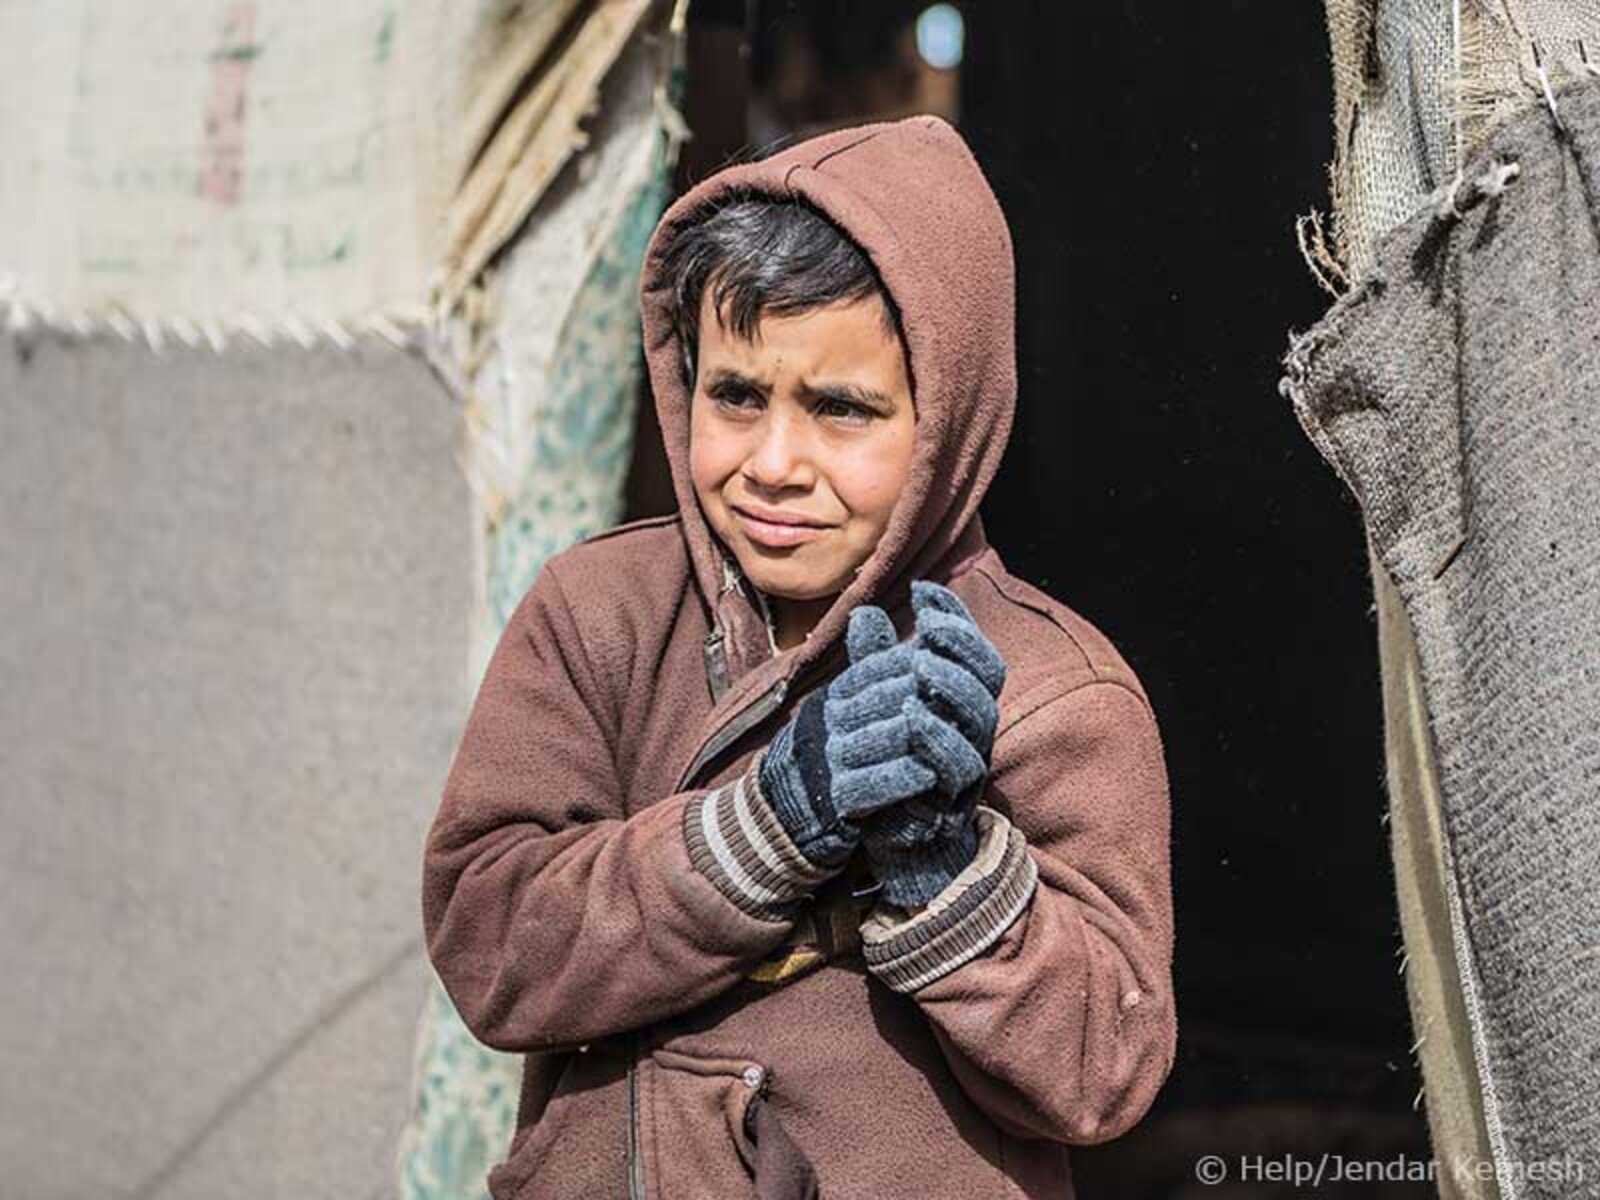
1283, 75, 1600, 1194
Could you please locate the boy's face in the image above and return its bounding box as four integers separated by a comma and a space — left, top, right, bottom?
689, 290, 916, 606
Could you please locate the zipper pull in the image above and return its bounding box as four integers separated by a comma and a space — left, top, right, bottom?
703, 626, 730, 702
749, 581, 780, 657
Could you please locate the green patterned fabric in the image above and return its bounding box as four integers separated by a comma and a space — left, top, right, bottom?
487, 157, 671, 624
397, 982, 521, 1200
395, 105, 675, 1200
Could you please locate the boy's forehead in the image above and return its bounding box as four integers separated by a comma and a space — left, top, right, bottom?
699, 300, 905, 388
697, 290, 898, 357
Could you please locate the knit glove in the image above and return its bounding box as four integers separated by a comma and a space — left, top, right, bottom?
757, 605, 940, 868
859, 581, 1007, 908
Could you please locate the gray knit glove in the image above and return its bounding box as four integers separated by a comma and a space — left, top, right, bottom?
859, 581, 1007, 908
758, 606, 940, 868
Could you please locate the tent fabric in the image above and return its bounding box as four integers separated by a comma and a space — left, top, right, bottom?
1283, 76, 1600, 1195
1370, 552, 1499, 1199
1370, 553, 1498, 1199
0, 5, 682, 1197
0, 0, 656, 326
0, 1, 472, 321
394, 28, 680, 1200
1322, 0, 1600, 280
1312, 7, 1600, 1192
0, 335, 473, 1199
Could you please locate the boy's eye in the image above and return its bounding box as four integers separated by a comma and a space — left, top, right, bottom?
817, 396, 873, 423
710, 385, 762, 412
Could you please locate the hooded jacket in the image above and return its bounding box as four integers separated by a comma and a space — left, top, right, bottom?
421, 114, 1176, 1199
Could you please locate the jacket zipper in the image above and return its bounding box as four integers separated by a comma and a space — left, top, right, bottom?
684, 551, 791, 787
677, 676, 789, 791
628, 557, 790, 1200
750, 579, 781, 655
627, 1030, 644, 1200
624, 678, 789, 1200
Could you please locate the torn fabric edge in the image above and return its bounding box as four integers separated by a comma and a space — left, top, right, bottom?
440, 20, 684, 540
1371, 544, 1500, 1200
1283, 73, 1600, 1196
436, 0, 659, 311
1318, 0, 1600, 287
0, 276, 431, 355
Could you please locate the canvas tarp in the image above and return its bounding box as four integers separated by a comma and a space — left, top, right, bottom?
1302, 7, 1600, 1195
0, 0, 654, 325
393, 24, 680, 1199
0, 336, 474, 1198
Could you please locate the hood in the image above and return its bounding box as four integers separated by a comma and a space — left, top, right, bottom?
638, 114, 1016, 700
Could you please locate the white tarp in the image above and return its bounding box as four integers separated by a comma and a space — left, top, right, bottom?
0, 0, 653, 325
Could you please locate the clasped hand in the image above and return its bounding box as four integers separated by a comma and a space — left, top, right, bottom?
826, 581, 1005, 820
758, 579, 1007, 900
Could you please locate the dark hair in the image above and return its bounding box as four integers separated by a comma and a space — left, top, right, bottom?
657, 187, 908, 388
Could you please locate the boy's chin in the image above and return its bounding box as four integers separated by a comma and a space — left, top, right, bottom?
737, 554, 855, 603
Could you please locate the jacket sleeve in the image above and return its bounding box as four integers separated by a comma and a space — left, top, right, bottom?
422, 559, 841, 1055
857, 677, 1176, 1145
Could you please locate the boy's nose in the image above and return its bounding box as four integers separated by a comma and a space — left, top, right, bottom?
744, 412, 815, 490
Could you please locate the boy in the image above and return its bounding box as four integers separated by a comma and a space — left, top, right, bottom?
422, 114, 1175, 1198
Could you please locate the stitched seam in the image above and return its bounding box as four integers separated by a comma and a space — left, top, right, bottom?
782, 146, 938, 361
1006, 676, 1159, 740
807, 128, 888, 171
970, 562, 1104, 680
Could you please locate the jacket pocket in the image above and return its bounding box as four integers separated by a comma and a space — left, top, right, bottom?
640, 1047, 775, 1199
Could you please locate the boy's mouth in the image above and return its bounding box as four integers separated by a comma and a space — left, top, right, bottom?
730, 503, 832, 549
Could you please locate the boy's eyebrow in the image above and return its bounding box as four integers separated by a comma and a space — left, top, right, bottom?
702, 367, 771, 393
702, 368, 895, 411
795, 379, 895, 410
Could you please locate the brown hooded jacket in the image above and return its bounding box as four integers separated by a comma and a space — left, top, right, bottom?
421, 114, 1176, 1199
